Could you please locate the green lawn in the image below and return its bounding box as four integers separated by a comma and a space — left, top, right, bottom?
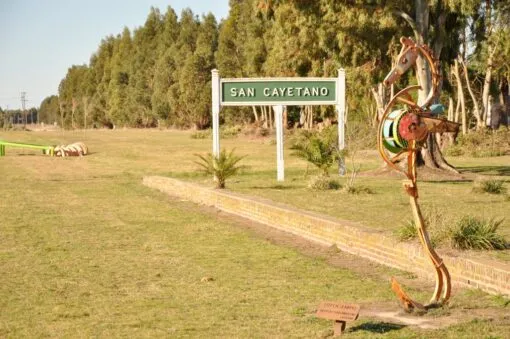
1, 129, 509, 337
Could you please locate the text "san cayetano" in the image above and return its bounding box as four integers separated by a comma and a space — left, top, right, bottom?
230, 86, 329, 98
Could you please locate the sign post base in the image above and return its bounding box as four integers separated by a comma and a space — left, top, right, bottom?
334, 320, 347, 336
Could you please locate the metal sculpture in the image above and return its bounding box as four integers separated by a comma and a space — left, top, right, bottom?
53, 142, 89, 157
378, 37, 459, 312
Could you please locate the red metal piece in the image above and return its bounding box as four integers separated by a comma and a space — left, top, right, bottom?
398, 113, 428, 143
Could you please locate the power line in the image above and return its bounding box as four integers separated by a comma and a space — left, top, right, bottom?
21, 92, 27, 127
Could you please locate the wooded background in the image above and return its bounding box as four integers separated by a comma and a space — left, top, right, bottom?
7, 0, 509, 133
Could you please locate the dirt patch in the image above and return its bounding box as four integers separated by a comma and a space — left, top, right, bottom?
360, 165, 477, 182
25, 124, 60, 132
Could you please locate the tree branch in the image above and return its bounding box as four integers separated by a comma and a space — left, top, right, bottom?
433, 11, 447, 57
393, 10, 420, 42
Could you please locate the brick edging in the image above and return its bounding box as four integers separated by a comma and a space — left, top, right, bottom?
143, 176, 510, 297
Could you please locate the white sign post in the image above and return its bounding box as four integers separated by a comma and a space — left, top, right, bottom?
273, 105, 285, 181
211, 69, 221, 157
211, 69, 347, 181
336, 69, 346, 175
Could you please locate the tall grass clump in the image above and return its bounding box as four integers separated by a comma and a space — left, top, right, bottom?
450, 216, 507, 250
221, 125, 242, 138
394, 205, 451, 245
396, 208, 507, 251
308, 175, 341, 190
194, 149, 246, 189
395, 220, 417, 241
473, 179, 507, 194
190, 129, 211, 139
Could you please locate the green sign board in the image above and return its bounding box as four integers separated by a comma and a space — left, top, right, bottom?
220, 78, 338, 106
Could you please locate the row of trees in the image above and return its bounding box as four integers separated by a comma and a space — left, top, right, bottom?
41, 0, 509, 132
0, 107, 38, 128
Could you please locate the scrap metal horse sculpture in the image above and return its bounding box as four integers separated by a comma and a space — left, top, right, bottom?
53, 142, 89, 157
378, 37, 459, 312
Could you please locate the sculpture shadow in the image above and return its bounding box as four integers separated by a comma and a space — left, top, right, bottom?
349, 322, 406, 334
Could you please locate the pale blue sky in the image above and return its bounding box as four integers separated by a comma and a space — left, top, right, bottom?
0, 0, 229, 110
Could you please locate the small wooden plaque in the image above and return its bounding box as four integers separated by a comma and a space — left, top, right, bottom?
316, 301, 360, 321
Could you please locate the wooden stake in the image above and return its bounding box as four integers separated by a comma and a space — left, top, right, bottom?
334, 321, 346, 336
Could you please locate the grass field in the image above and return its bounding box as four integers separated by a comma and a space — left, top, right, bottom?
1, 129, 509, 337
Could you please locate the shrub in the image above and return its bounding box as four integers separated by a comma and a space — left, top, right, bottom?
221, 125, 241, 138
473, 179, 506, 194
450, 216, 507, 250
444, 128, 510, 157
308, 175, 341, 190
191, 126, 242, 140
290, 126, 341, 177
190, 130, 211, 139
194, 149, 246, 189
257, 127, 270, 137
395, 220, 417, 241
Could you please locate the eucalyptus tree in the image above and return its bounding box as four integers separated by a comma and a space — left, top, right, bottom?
39, 95, 60, 125
58, 64, 90, 128
88, 36, 116, 125
129, 7, 163, 127
151, 7, 180, 126
179, 13, 218, 129
468, 1, 510, 127
166, 8, 200, 127
107, 27, 133, 125
216, 0, 267, 124
0, 106, 5, 128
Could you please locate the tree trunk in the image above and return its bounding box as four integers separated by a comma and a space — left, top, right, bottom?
71, 98, 78, 129
83, 96, 90, 129
486, 96, 492, 127
461, 59, 483, 128
371, 83, 386, 122
268, 106, 273, 129
59, 100, 65, 129
482, 44, 498, 127
442, 97, 456, 149
500, 76, 510, 126
262, 106, 268, 128
414, 0, 431, 104
482, 49, 493, 125
447, 97, 454, 121
251, 106, 259, 122
412, 0, 457, 172
453, 58, 467, 133
307, 106, 313, 129
299, 106, 314, 129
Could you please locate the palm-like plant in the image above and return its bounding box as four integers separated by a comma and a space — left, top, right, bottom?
290, 126, 341, 177
194, 149, 246, 189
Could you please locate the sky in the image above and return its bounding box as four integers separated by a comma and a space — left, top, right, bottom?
0, 0, 229, 110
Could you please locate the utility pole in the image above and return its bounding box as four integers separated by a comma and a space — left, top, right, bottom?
4, 105, 8, 129
21, 92, 27, 128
